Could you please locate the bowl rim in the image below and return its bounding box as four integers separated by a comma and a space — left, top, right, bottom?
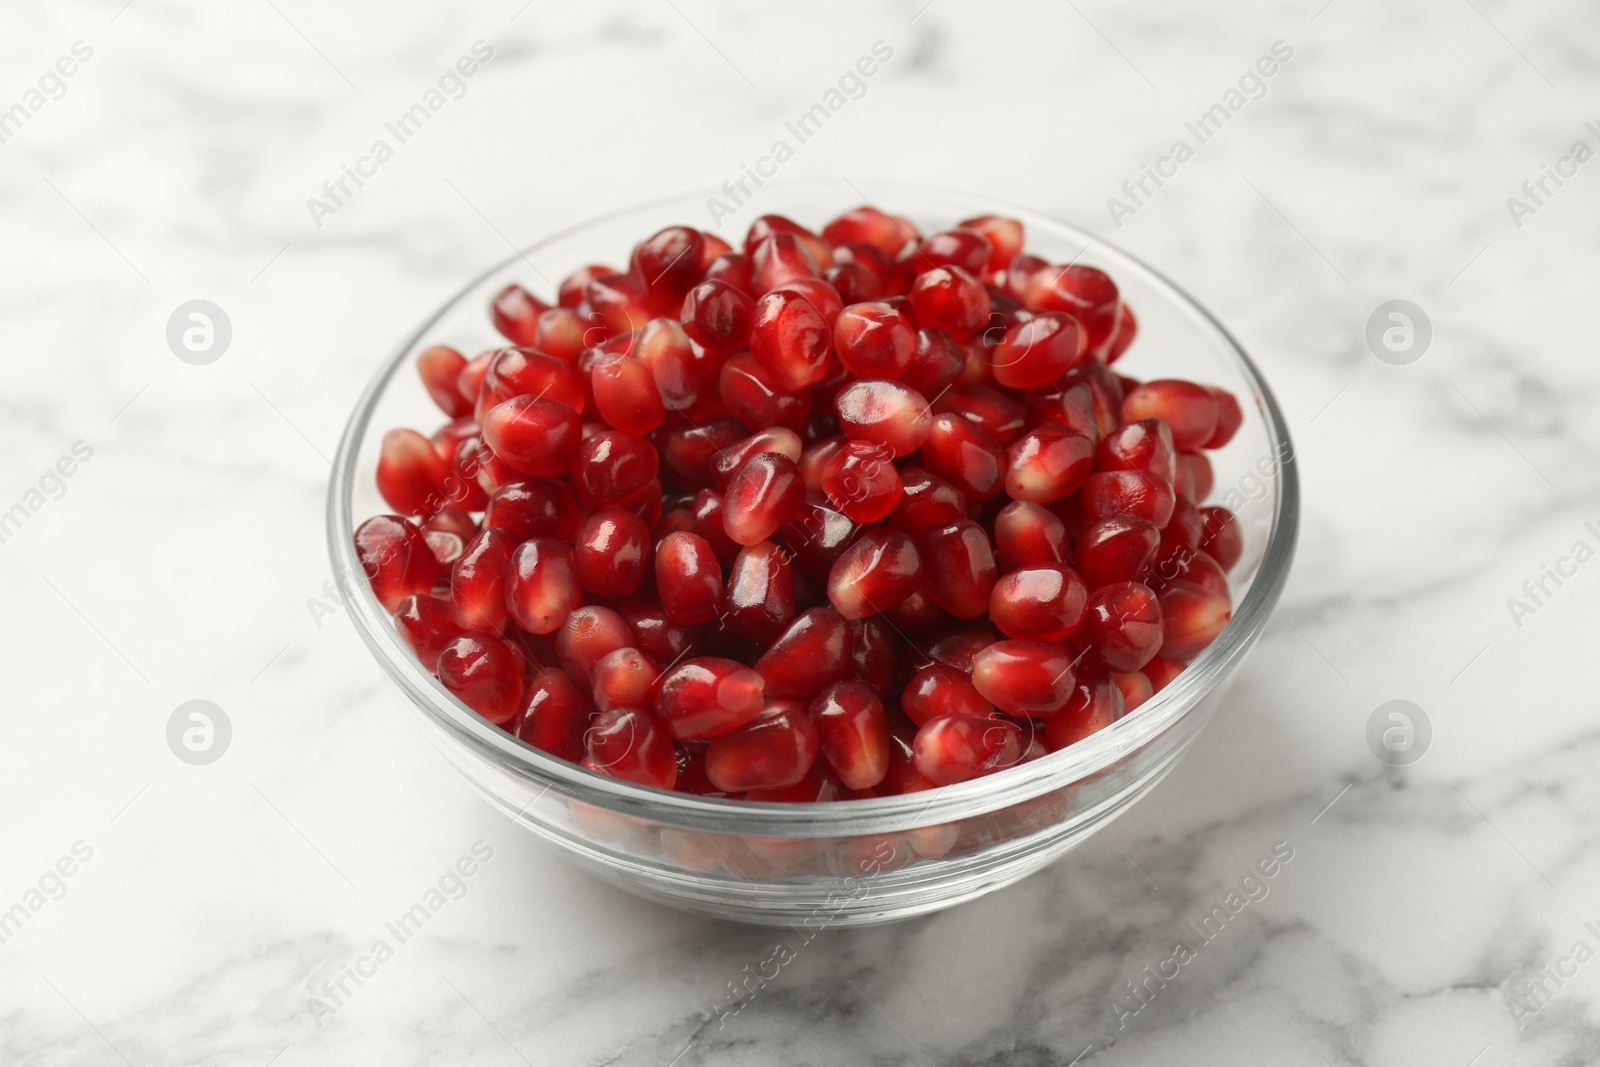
327, 178, 1299, 836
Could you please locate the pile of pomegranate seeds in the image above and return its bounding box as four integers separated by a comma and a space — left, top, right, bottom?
359, 207, 1244, 801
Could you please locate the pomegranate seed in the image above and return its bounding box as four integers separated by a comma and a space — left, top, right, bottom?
417, 345, 471, 417
749, 289, 831, 390
532, 308, 588, 365
1074, 515, 1161, 589
702, 250, 753, 294
755, 607, 852, 697
834, 379, 932, 457
912, 715, 1022, 785
710, 427, 803, 489
956, 214, 1024, 272
484, 478, 582, 542
797, 435, 848, 492
705, 700, 819, 792
883, 726, 939, 794
1175, 451, 1214, 503
721, 451, 805, 546
1199, 506, 1243, 571
556, 605, 634, 686
660, 417, 746, 486
680, 279, 753, 356
1157, 579, 1232, 660
782, 500, 860, 577
655, 656, 766, 738
901, 327, 966, 396
721, 541, 797, 644
750, 232, 821, 295
1121, 380, 1220, 451
356, 515, 438, 612
824, 261, 883, 303
518, 667, 592, 762
990, 312, 1086, 389
720, 352, 813, 432
922, 628, 1000, 673
770, 278, 844, 330
590, 351, 665, 434
506, 538, 582, 634
590, 647, 662, 713
885, 585, 956, 635
558, 264, 613, 309
1098, 419, 1176, 485
1156, 548, 1230, 600
1078, 582, 1163, 672
1061, 363, 1125, 436
1024, 264, 1119, 352
832, 241, 893, 283
450, 527, 515, 629
908, 265, 991, 338
393, 595, 463, 669
438, 631, 525, 724
690, 489, 744, 565
811, 681, 890, 790
571, 507, 649, 597
618, 597, 706, 666
584, 271, 652, 337
635, 318, 720, 419
482, 395, 582, 477
490, 284, 548, 347
902, 663, 994, 726
917, 519, 999, 619
937, 385, 1028, 446
377, 428, 451, 518
1083, 470, 1177, 527
833, 302, 916, 379
988, 564, 1088, 641
848, 615, 897, 692
970, 639, 1076, 716
1103, 303, 1138, 363
1112, 669, 1153, 711
1203, 387, 1243, 449
1144, 656, 1185, 692
994, 500, 1070, 571
456, 349, 493, 406
886, 466, 967, 534
1043, 672, 1125, 751
571, 430, 658, 509
582, 707, 677, 789
746, 214, 831, 263
654, 531, 724, 625
822, 440, 903, 523
1025, 382, 1100, 444
920, 414, 1003, 500
631, 226, 704, 308
1005, 425, 1095, 503
827, 529, 923, 620
480, 347, 587, 422
917, 228, 993, 275
822, 206, 917, 256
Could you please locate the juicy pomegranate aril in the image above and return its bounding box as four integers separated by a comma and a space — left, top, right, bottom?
364, 203, 1251, 805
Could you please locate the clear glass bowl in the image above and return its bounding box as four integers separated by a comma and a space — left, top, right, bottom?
327, 180, 1299, 927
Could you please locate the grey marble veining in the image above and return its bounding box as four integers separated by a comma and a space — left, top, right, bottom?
2, 0, 1598, 1063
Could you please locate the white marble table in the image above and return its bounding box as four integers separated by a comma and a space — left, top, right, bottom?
3, 0, 1597, 1062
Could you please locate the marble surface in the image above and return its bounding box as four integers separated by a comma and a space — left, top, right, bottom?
3, 0, 1599, 1063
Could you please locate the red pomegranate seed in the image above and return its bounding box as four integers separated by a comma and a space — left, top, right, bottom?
631, 226, 704, 308
417, 345, 471, 417
834, 379, 933, 457
1157, 579, 1232, 660
556, 605, 634, 686
990, 312, 1086, 389
1111, 669, 1153, 711
532, 308, 588, 365
811, 681, 890, 790
506, 538, 582, 634
770, 278, 844, 330
782, 500, 860, 577
883, 726, 939, 793
1043, 672, 1125, 751
1158, 548, 1230, 600
970, 639, 1077, 716
654, 531, 724, 625
573, 507, 650, 597
824, 261, 883, 304
1098, 418, 1176, 486
517, 667, 592, 762
916, 229, 993, 274
422, 529, 465, 568
584, 271, 652, 337
456, 349, 493, 406
557, 264, 614, 309
719, 352, 813, 432
377, 428, 450, 518
489, 283, 548, 347
912, 715, 1023, 785
1024, 264, 1119, 352
902, 663, 994, 726
437, 631, 525, 724
833, 302, 915, 379
918, 519, 999, 619
746, 214, 831, 263
886, 466, 967, 535
1074, 515, 1161, 589
582, 706, 677, 790
393, 595, 463, 669
484, 478, 582, 542
1121, 380, 1220, 451
994, 500, 1070, 571
618, 597, 705, 666
832, 241, 893, 284
822, 206, 917, 256
797, 435, 848, 492
750, 233, 821, 295
749, 288, 831, 390
827, 529, 923, 620
591, 647, 662, 713
571, 429, 658, 508
482, 395, 582, 477
848, 615, 897, 692
1024, 382, 1100, 445
908, 265, 991, 338
632, 317, 719, 419
923, 628, 1000, 673
660, 417, 746, 486
479, 347, 587, 422
680, 279, 754, 356
450, 527, 515, 629
1083, 470, 1177, 527
710, 427, 803, 489
937, 384, 1028, 446
590, 351, 665, 434
356, 515, 439, 612
1078, 581, 1163, 672
988, 564, 1088, 641
1144, 656, 1185, 693
1175, 451, 1214, 503
721, 451, 805, 546
901, 327, 966, 396
655, 656, 766, 739
1203, 388, 1243, 449
920, 414, 1003, 500
721, 541, 797, 644
956, 214, 1024, 272
884, 585, 956, 635
755, 607, 853, 697
705, 701, 819, 792
702, 250, 754, 294
1199, 506, 1243, 571
1005, 424, 1095, 503
1102, 303, 1138, 363
690, 489, 743, 565
822, 440, 903, 523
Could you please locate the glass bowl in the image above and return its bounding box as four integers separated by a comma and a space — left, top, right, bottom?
327, 180, 1299, 927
